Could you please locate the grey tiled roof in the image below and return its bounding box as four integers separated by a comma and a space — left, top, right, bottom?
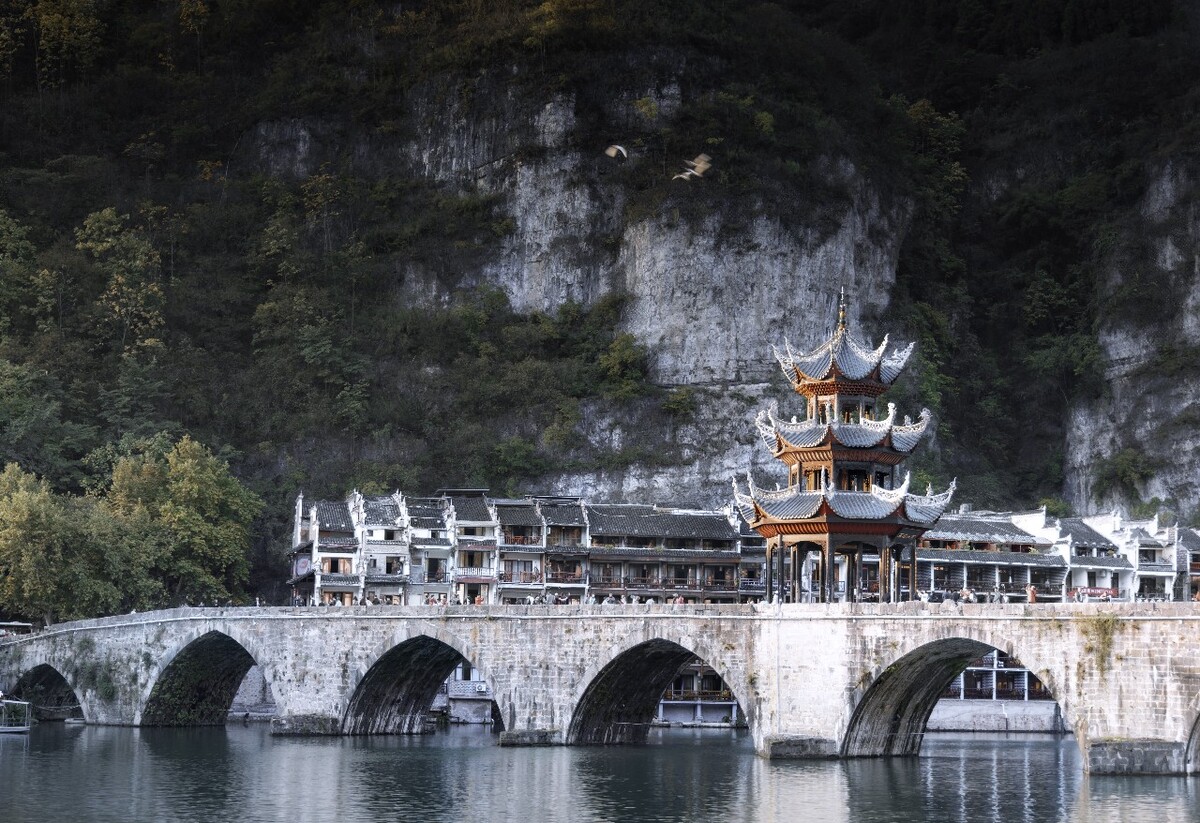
915, 548, 1065, 567
1056, 518, 1117, 551
587, 505, 739, 540
540, 503, 587, 526
1129, 527, 1164, 547
588, 546, 739, 561
774, 323, 910, 383
496, 504, 542, 526
1069, 555, 1133, 570
451, 495, 493, 523
363, 496, 401, 526
1177, 529, 1200, 552
315, 500, 354, 532
922, 515, 1045, 545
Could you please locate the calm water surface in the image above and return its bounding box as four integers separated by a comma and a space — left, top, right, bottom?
2, 725, 1199, 823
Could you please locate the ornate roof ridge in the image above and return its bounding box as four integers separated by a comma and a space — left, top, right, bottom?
892, 408, 933, 434
909, 478, 958, 505
759, 402, 921, 452
870, 471, 911, 505
831, 402, 896, 435
770, 315, 913, 385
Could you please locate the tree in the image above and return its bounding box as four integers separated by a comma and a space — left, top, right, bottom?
75, 207, 165, 352
104, 435, 262, 604
0, 463, 74, 624
0, 358, 95, 490
28, 0, 102, 91
0, 208, 36, 334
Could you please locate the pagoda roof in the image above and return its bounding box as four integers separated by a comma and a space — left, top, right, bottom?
772, 321, 914, 386
756, 402, 931, 454
733, 472, 955, 528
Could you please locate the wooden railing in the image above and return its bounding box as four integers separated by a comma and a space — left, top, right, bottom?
497, 571, 542, 584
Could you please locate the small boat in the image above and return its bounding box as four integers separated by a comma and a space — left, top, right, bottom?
0, 698, 33, 733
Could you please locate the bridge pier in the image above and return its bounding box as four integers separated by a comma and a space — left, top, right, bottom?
1086, 740, 1190, 775
758, 735, 839, 759
270, 714, 343, 735
498, 729, 561, 746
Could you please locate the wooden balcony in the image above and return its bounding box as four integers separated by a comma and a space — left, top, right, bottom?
497, 571, 542, 584
545, 571, 586, 585
454, 567, 496, 581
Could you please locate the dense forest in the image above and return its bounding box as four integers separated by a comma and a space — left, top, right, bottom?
0, 0, 1196, 619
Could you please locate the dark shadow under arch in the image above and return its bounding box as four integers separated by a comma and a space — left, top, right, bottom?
568, 639, 743, 745
843, 637, 996, 757
13, 663, 82, 721
1184, 713, 1200, 773
142, 631, 257, 726
343, 635, 504, 735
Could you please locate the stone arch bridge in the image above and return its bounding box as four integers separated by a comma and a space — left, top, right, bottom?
2, 602, 1199, 775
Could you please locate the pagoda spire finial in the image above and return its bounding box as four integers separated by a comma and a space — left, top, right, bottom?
837, 286, 847, 331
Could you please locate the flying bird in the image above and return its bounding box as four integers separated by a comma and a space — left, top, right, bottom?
673, 153, 712, 180
604, 144, 628, 159
685, 153, 712, 174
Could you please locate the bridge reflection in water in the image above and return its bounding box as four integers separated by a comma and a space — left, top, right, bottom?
5, 725, 1197, 822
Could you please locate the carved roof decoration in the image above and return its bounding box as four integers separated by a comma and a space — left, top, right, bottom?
771, 321, 915, 386
755, 402, 932, 454
732, 473, 955, 528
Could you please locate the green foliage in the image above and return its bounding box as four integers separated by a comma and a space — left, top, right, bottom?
0, 0, 1186, 603
662, 386, 697, 421
1092, 449, 1155, 500
104, 435, 263, 605
598, 333, 649, 401
1038, 497, 1072, 518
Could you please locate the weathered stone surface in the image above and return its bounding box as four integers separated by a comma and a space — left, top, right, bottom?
761, 735, 839, 759
1087, 740, 1187, 775
498, 729, 560, 747
4, 603, 1200, 773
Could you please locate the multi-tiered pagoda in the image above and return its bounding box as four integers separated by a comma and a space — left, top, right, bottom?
734, 295, 956, 603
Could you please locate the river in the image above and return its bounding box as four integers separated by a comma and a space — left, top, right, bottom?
2, 725, 1198, 823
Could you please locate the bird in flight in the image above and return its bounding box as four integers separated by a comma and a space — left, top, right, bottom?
604, 145, 628, 159
673, 153, 712, 180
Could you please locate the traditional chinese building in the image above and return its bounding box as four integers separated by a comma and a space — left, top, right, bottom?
734, 295, 957, 602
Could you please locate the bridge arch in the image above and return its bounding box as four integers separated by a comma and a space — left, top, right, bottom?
1182, 711, 1200, 774
842, 632, 1075, 757
12, 663, 83, 721
343, 626, 499, 735
567, 628, 752, 744
139, 626, 273, 726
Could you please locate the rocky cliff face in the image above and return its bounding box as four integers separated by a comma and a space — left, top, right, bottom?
1064, 161, 1200, 518
391, 75, 912, 506
250, 67, 1199, 517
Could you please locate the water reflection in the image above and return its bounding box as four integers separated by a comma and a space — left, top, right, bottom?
3, 726, 1200, 823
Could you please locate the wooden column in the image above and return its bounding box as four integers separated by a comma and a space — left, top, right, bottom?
824, 542, 835, 603
765, 540, 775, 604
